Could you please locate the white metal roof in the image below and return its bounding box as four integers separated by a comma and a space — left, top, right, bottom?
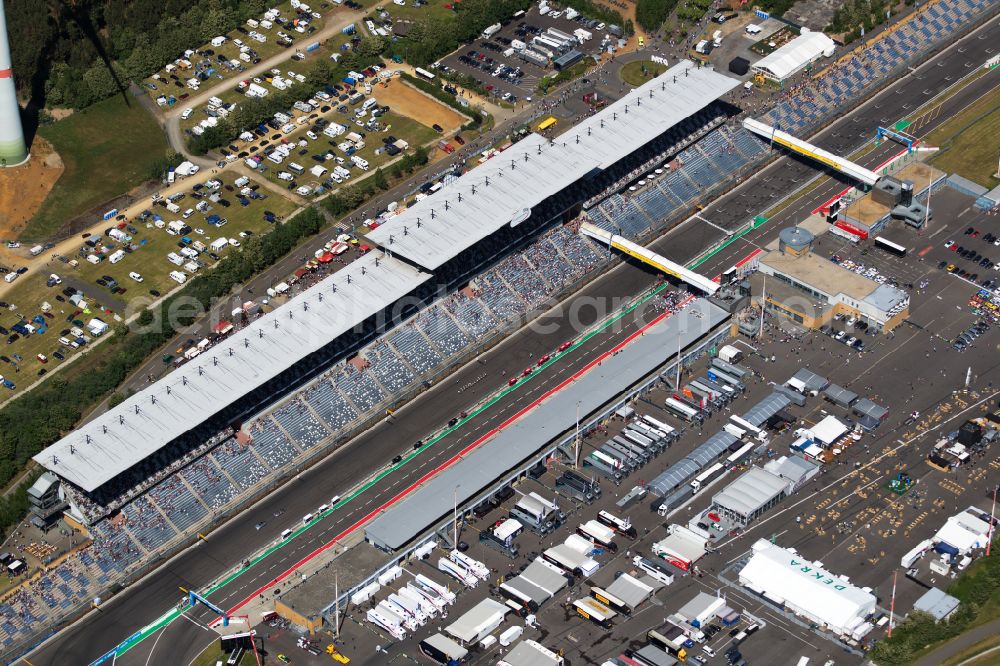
751, 30, 835, 80
34, 252, 431, 492
711, 467, 787, 517
739, 539, 876, 634
605, 572, 654, 609
808, 415, 848, 445
445, 598, 507, 643
499, 640, 563, 666
368, 60, 738, 270
421, 633, 468, 661
520, 559, 569, 595
652, 526, 707, 565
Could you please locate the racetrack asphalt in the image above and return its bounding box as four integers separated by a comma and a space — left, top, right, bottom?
22, 14, 1000, 666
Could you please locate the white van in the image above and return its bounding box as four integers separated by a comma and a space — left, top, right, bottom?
281, 529, 292, 540
169, 270, 187, 284
86, 255, 102, 265
302, 513, 314, 525
3, 272, 17, 283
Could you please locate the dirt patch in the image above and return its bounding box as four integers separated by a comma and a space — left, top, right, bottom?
47, 108, 75, 121
377, 79, 467, 133
0, 137, 64, 243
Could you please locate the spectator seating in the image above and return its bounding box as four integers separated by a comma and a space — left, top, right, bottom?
211, 439, 270, 490
335, 364, 386, 413
122, 495, 177, 552
388, 324, 443, 375
301, 377, 359, 432
248, 418, 300, 470
417, 308, 471, 357
364, 340, 416, 394
147, 474, 208, 532
271, 397, 330, 450
180, 458, 238, 511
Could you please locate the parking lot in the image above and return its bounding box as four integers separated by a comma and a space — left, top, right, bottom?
141, 0, 332, 106
436, 5, 620, 103
0, 173, 296, 392
247, 257, 999, 666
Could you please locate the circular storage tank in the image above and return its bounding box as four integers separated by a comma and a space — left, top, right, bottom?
778, 226, 814, 254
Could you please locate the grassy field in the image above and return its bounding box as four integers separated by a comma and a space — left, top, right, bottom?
941, 633, 1000, 666
620, 60, 667, 86
141, 0, 333, 104
191, 643, 256, 666
25, 97, 170, 242
0, 173, 296, 397
926, 86, 1000, 189
255, 111, 437, 194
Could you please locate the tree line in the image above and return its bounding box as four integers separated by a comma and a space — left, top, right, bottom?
871, 535, 1000, 665
9, 0, 277, 110
635, 0, 678, 32
0, 207, 324, 533
387, 0, 533, 68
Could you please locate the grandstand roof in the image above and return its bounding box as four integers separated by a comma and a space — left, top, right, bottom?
34, 253, 431, 492
367, 60, 738, 271
364, 298, 730, 550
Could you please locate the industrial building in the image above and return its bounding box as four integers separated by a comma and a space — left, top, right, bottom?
446, 598, 508, 645
751, 30, 835, 82
710, 467, 788, 527
753, 226, 910, 331
763, 455, 820, 493
652, 525, 708, 572
834, 162, 943, 234
912, 587, 961, 622
739, 539, 878, 638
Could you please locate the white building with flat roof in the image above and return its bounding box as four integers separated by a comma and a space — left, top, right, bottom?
751, 30, 836, 82
739, 539, 877, 637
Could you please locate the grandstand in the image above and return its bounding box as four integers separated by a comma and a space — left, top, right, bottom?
368, 60, 739, 285
3, 2, 997, 650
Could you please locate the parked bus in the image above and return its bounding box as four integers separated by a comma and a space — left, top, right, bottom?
414, 67, 436, 81
632, 555, 675, 586
874, 236, 907, 257
690, 462, 726, 494
573, 598, 615, 628
591, 448, 626, 470
642, 415, 674, 434
536, 116, 558, 131
597, 510, 638, 539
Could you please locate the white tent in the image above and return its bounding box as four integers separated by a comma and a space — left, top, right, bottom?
739, 539, 876, 636
445, 598, 508, 644
752, 30, 836, 81
808, 415, 848, 445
